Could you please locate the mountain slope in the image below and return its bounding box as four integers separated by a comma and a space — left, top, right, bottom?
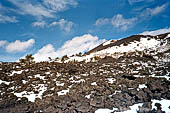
87, 33, 170, 54
0, 33, 170, 113
67, 32, 170, 62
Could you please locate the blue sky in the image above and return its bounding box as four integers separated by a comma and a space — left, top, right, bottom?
0, 0, 170, 62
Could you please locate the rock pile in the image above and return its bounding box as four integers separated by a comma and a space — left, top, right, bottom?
0, 54, 170, 113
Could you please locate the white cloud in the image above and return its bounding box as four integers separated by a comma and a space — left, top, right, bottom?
128, 0, 145, 5
0, 40, 7, 47
95, 18, 109, 26
33, 44, 57, 61
31, 19, 74, 32
141, 3, 168, 17
6, 39, 35, 53
56, 34, 106, 55
140, 28, 170, 36
95, 14, 137, 31
0, 4, 18, 23
32, 21, 46, 28
8, 0, 78, 19
33, 34, 106, 62
0, 14, 18, 23
95, 3, 168, 31
150, 3, 168, 15
43, 0, 77, 12
8, 0, 55, 19
128, 0, 154, 5
49, 19, 74, 32
111, 14, 137, 31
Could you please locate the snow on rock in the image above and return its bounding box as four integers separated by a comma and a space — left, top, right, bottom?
97, 37, 160, 54
22, 80, 27, 84
91, 82, 97, 86
9, 70, 23, 76
95, 103, 143, 113
34, 74, 45, 80
107, 78, 116, 84
0, 80, 10, 85
116, 103, 143, 113
103, 40, 111, 46
14, 84, 47, 102
66, 37, 162, 63
103, 40, 116, 46
71, 79, 85, 83
57, 89, 69, 96
95, 108, 117, 113
149, 74, 170, 81
14, 91, 37, 102
113, 90, 121, 95
56, 81, 65, 86
137, 84, 147, 91
69, 76, 85, 83
95, 99, 170, 113
85, 94, 91, 99
57, 85, 72, 96
167, 34, 170, 38
138, 84, 147, 89
45, 72, 50, 74
133, 62, 140, 65
152, 99, 170, 112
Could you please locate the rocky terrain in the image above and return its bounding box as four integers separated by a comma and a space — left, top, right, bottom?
0, 33, 170, 113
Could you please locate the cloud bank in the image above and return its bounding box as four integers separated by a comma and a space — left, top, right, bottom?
0, 3, 18, 23
5, 39, 35, 53
8, 0, 78, 19
95, 14, 137, 31
49, 19, 74, 32
95, 3, 168, 31
32, 19, 74, 32
33, 34, 106, 62
0, 40, 7, 47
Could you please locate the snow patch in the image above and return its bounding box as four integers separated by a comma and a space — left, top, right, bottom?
57, 85, 72, 96
149, 74, 170, 81
56, 81, 65, 86
107, 78, 116, 84
0, 80, 10, 85
91, 82, 97, 86
34, 74, 45, 80
95, 99, 170, 113
137, 84, 147, 91
14, 84, 47, 102
139, 84, 147, 89
95, 103, 143, 113
85, 94, 91, 99
10, 70, 23, 76
152, 99, 170, 112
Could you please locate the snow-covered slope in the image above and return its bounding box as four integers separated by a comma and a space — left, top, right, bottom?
67, 33, 170, 62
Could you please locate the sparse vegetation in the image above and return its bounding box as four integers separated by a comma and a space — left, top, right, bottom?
19, 54, 35, 66
48, 57, 52, 61
123, 42, 128, 46
76, 52, 82, 57
61, 55, 69, 62
90, 56, 101, 62
147, 38, 151, 40
55, 57, 59, 61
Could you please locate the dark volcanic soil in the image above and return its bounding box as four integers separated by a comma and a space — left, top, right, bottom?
0, 55, 170, 113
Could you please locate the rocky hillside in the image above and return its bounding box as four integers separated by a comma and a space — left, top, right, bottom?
0, 33, 170, 113
67, 32, 170, 62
